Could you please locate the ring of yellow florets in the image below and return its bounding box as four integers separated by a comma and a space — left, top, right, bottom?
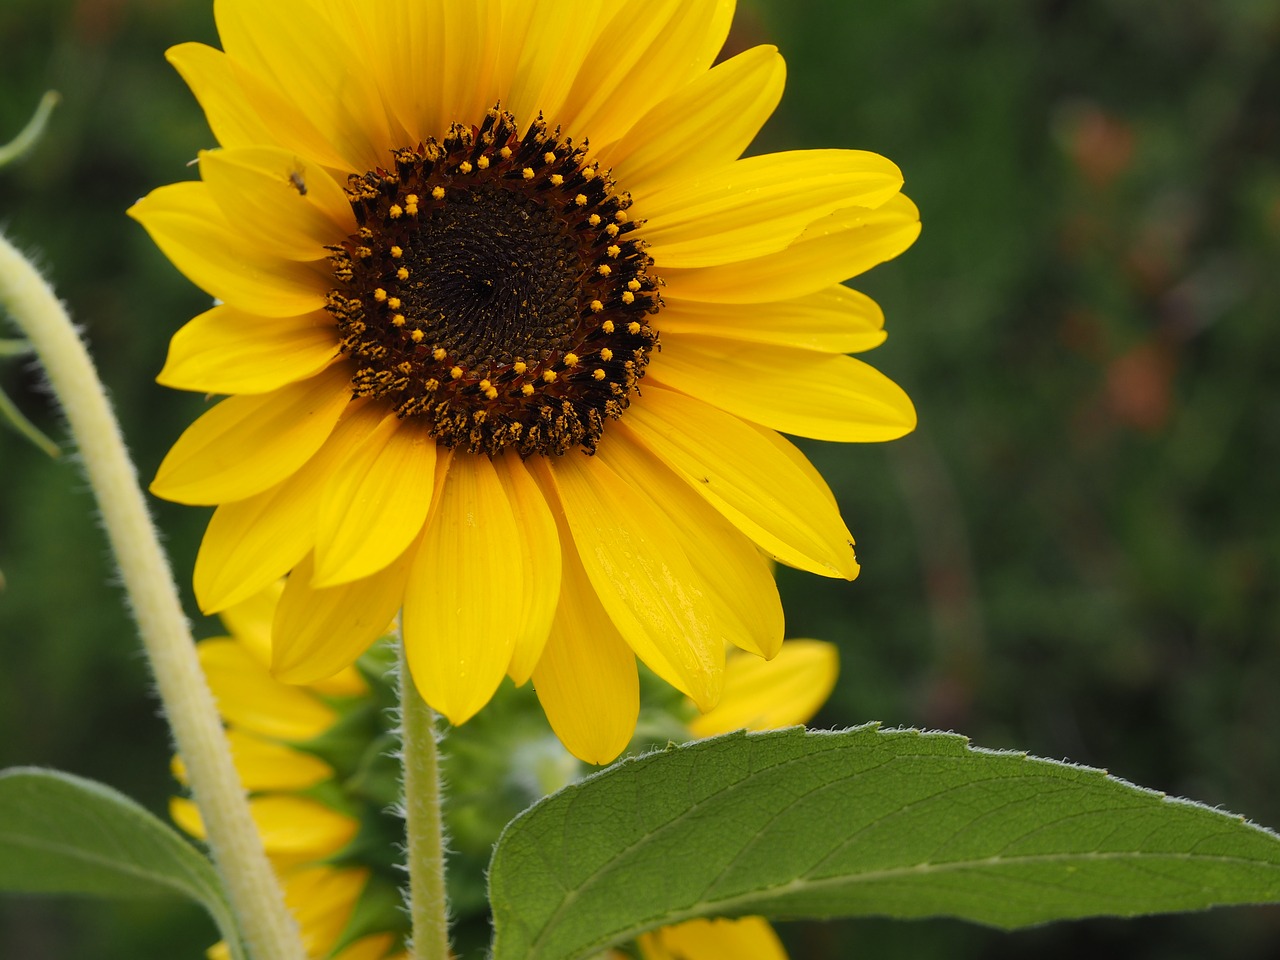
325, 108, 661, 457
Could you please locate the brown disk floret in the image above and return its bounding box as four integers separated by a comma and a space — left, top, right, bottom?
325, 107, 661, 457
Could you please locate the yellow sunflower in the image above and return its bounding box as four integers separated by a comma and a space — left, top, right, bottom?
131, 0, 918, 763
176, 582, 839, 959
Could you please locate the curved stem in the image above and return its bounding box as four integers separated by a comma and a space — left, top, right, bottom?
0, 233, 305, 960
398, 641, 451, 960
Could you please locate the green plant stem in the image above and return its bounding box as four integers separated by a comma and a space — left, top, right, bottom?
0, 233, 305, 960
0, 91, 60, 168
399, 640, 451, 960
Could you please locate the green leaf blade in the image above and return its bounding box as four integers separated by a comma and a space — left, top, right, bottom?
489, 726, 1280, 960
0, 767, 244, 960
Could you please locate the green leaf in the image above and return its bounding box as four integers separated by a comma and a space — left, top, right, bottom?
489, 725, 1280, 960
0, 767, 245, 960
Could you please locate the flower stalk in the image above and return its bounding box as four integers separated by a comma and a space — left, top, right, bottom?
0, 233, 305, 960
399, 640, 452, 960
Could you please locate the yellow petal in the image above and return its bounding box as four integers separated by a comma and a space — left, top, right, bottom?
272, 550, 412, 685
192, 401, 382, 612
165, 42, 276, 150
640, 917, 788, 960
128, 182, 328, 317
403, 454, 524, 725
158, 304, 338, 396
606, 45, 785, 196
151, 365, 351, 506
688, 640, 839, 738
197, 638, 337, 741
199, 147, 355, 260
641, 150, 903, 269
313, 411, 437, 588
213, 0, 393, 172
334, 933, 399, 960
531, 452, 723, 710
217, 580, 285, 663
282, 865, 369, 957
493, 451, 561, 686
532, 540, 638, 765
339, 0, 504, 145
249, 795, 360, 860
558, 0, 734, 149
659, 285, 886, 355
600, 430, 783, 660
624, 385, 857, 579
225, 729, 333, 791
650, 336, 917, 442
662, 193, 921, 304
503, 0, 608, 129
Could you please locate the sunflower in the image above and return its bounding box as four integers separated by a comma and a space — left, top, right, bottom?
175, 582, 839, 959
131, 0, 918, 763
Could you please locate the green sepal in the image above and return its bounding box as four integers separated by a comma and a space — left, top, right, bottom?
0, 767, 246, 960
489, 725, 1280, 960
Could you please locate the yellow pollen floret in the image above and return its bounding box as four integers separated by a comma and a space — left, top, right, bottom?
627, 279, 642, 291
390, 245, 403, 258
542, 370, 557, 383
450, 366, 464, 380
582, 166, 597, 180
521, 383, 535, 396
484, 387, 498, 400
600, 347, 614, 361
513, 360, 528, 374
433, 348, 447, 361
628, 321, 642, 335
607, 244, 621, 258
590, 299, 604, 313
575, 194, 588, 206
388, 204, 403, 218
550, 174, 564, 186
522, 167, 535, 180
374, 288, 388, 302
397, 267, 410, 280
406, 194, 419, 205
588, 213, 601, 226
543, 151, 557, 164
615, 210, 629, 222
592, 368, 606, 380
405, 202, 418, 216
431, 186, 445, 200
621, 291, 635, 305
477, 155, 490, 170
500, 146, 512, 159
605, 224, 620, 237
601, 319, 615, 333
391, 314, 406, 327
460, 161, 474, 174
410, 329, 425, 343
387, 297, 401, 309
479, 379, 492, 391
564, 352, 580, 366
597, 264, 612, 276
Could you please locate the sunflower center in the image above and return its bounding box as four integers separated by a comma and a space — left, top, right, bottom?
325, 108, 660, 457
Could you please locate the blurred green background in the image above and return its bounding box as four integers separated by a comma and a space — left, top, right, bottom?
2, 0, 1279, 957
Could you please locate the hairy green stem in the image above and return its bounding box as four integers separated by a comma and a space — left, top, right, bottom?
0, 233, 305, 960
399, 641, 451, 960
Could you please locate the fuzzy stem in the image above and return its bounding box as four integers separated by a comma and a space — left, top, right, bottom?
398, 641, 452, 960
0, 233, 305, 960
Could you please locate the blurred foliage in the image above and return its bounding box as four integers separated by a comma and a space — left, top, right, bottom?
2, 0, 1279, 957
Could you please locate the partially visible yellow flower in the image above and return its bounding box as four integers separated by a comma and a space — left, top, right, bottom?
133, 0, 918, 765
172, 584, 407, 960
